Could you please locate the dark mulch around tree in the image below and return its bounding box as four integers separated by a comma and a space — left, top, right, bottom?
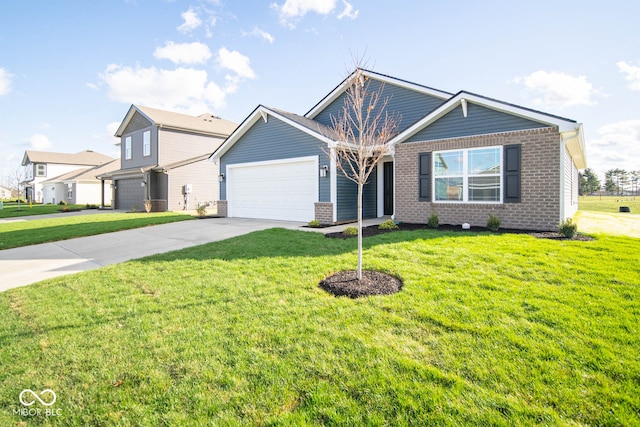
319, 270, 403, 298
325, 223, 595, 241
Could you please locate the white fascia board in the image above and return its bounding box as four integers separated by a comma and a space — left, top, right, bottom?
305, 70, 451, 119
562, 123, 587, 170
210, 106, 335, 162
390, 92, 581, 145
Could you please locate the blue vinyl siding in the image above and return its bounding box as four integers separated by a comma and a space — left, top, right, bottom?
336, 172, 377, 222
406, 103, 549, 142
313, 79, 446, 134
220, 116, 330, 201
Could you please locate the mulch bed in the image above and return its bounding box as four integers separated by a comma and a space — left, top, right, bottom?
325, 223, 594, 241
319, 270, 403, 298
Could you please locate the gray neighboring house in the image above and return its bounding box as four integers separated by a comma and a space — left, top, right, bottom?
210, 69, 586, 231
100, 105, 237, 211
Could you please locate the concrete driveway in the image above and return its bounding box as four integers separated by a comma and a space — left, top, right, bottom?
0, 217, 305, 291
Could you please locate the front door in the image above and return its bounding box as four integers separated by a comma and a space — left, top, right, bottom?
383, 161, 394, 216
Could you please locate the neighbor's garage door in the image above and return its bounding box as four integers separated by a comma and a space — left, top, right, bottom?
115, 178, 145, 211
227, 157, 318, 222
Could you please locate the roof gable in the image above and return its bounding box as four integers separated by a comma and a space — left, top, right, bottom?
305, 69, 452, 124
22, 150, 114, 167
115, 105, 238, 138
210, 105, 336, 161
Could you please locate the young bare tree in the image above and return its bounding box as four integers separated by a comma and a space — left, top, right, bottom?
10, 166, 25, 210
328, 68, 401, 280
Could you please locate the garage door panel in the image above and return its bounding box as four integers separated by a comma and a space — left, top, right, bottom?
228, 158, 317, 222
116, 178, 145, 211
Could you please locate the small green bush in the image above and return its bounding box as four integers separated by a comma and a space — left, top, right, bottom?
58, 200, 67, 206
308, 219, 321, 228
427, 213, 439, 229
558, 218, 578, 238
378, 219, 398, 230
342, 226, 358, 237
196, 203, 208, 218
487, 213, 501, 232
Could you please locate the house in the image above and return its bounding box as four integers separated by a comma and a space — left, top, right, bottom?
21, 150, 115, 204
0, 185, 14, 200
41, 159, 120, 206
99, 105, 237, 211
210, 69, 586, 231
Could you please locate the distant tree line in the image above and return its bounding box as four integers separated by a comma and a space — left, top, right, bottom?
579, 168, 640, 196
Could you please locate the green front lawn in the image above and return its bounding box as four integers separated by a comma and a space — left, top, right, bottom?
579, 195, 640, 213
0, 212, 193, 249
0, 202, 88, 218
1, 228, 638, 425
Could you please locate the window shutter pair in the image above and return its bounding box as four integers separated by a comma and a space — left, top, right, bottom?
417, 144, 521, 203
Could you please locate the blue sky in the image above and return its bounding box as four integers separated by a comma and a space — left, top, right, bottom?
1, 0, 639, 184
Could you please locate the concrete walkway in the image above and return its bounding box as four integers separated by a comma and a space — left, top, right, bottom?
0, 217, 306, 291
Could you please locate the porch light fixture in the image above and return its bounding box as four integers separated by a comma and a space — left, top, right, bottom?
218, 173, 225, 182
141, 181, 146, 187
320, 165, 329, 178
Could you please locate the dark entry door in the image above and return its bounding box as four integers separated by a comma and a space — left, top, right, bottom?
383, 162, 394, 215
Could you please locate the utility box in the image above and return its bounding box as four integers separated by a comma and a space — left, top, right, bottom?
183, 184, 192, 194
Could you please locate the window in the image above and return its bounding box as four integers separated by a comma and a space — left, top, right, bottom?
36, 164, 47, 177
434, 146, 502, 203
143, 131, 151, 156
67, 184, 73, 200
125, 136, 132, 160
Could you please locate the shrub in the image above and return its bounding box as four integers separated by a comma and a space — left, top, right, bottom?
378, 219, 398, 230
143, 200, 153, 213
131, 204, 138, 213
487, 213, 501, 232
196, 203, 208, 218
342, 226, 358, 237
58, 200, 67, 206
558, 218, 578, 238
427, 213, 439, 229
308, 219, 321, 228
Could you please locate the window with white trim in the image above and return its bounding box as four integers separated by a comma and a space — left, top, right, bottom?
36, 164, 47, 177
125, 136, 132, 160
143, 131, 150, 156
434, 146, 502, 203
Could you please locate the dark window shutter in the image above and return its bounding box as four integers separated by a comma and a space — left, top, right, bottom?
419, 152, 431, 201
504, 144, 521, 203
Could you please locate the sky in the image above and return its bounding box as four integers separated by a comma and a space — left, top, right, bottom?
1, 0, 639, 186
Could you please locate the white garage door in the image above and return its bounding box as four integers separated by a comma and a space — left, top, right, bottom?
228, 156, 318, 222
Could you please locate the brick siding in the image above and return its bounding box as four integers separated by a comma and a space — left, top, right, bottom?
314, 202, 334, 224
394, 127, 562, 231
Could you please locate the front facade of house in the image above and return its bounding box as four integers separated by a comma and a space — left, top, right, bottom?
0, 185, 13, 199
21, 150, 114, 204
211, 70, 585, 231
102, 105, 237, 211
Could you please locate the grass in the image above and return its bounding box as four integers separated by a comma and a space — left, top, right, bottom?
0, 212, 193, 249
0, 202, 88, 218
0, 228, 638, 425
579, 195, 640, 213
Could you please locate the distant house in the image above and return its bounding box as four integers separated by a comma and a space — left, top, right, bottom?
0, 185, 13, 200
21, 150, 115, 204
100, 105, 237, 211
42, 159, 120, 206
210, 69, 586, 231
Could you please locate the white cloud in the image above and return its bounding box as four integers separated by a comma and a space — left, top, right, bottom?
588, 119, 640, 176
85, 82, 99, 90
177, 7, 202, 33
617, 61, 640, 90
153, 41, 212, 65
100, 64, 227, 114
274, 0, 358, 27
337, 0, 358, 19
217, 47, 256, 80
29, 134, 53, 151
513, 70, 597, 108
0, 67, 13, 96
243, 27, 275, 44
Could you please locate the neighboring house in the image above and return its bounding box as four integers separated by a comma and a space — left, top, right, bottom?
42, 159, 120, 206
100, 105, 237, 211
210, 69, 586, 231
0, 185, 13, 199
21, 150, 115, 203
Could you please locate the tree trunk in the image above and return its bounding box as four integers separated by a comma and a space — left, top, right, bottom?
357, 181, 363, 280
